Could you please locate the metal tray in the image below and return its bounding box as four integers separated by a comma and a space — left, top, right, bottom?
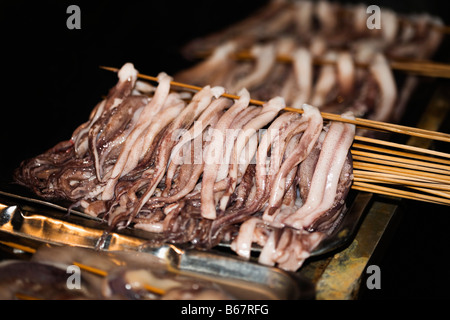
0, 188, 316, 300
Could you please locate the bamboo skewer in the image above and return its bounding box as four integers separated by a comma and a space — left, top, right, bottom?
207, 50, 450, 79
351, 138, 450, 204
351, 182, 450, 205
353, 161, 450, 184
435, 24, 450, 35
352, 142, 450, 165
409, 186, 450, 199
14, 293, 42, 300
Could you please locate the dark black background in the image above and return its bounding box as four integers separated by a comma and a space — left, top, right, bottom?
0, 0, 270, 179
1, 0, 450, 300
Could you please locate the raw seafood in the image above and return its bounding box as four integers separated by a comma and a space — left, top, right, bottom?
14, 63, 355, 271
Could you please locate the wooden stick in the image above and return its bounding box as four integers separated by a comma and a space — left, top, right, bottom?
100, 66, 450, 143
355, 180, 450, 201
351, 152, 450, 175
353, 171, 450, 191
14, 293, 42, 300
222, 50, 450, 79
408, 186, 450, 199
0, 241, 36, 254
99, 66, 450, 205
353, 161, 450, 184
351, 138, 450, 204
354, 135, 450, 159
352, 181, 450, 205
352, 142, 450, 166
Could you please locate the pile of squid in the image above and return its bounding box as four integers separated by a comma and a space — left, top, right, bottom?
14, 63, 355, 271
178, 0, 443, 125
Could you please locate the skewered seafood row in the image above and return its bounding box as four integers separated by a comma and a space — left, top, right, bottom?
176, 41, 399, 124
183, 0, 444, 62
177, 0, 444, 125
14, 63, 355, 271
